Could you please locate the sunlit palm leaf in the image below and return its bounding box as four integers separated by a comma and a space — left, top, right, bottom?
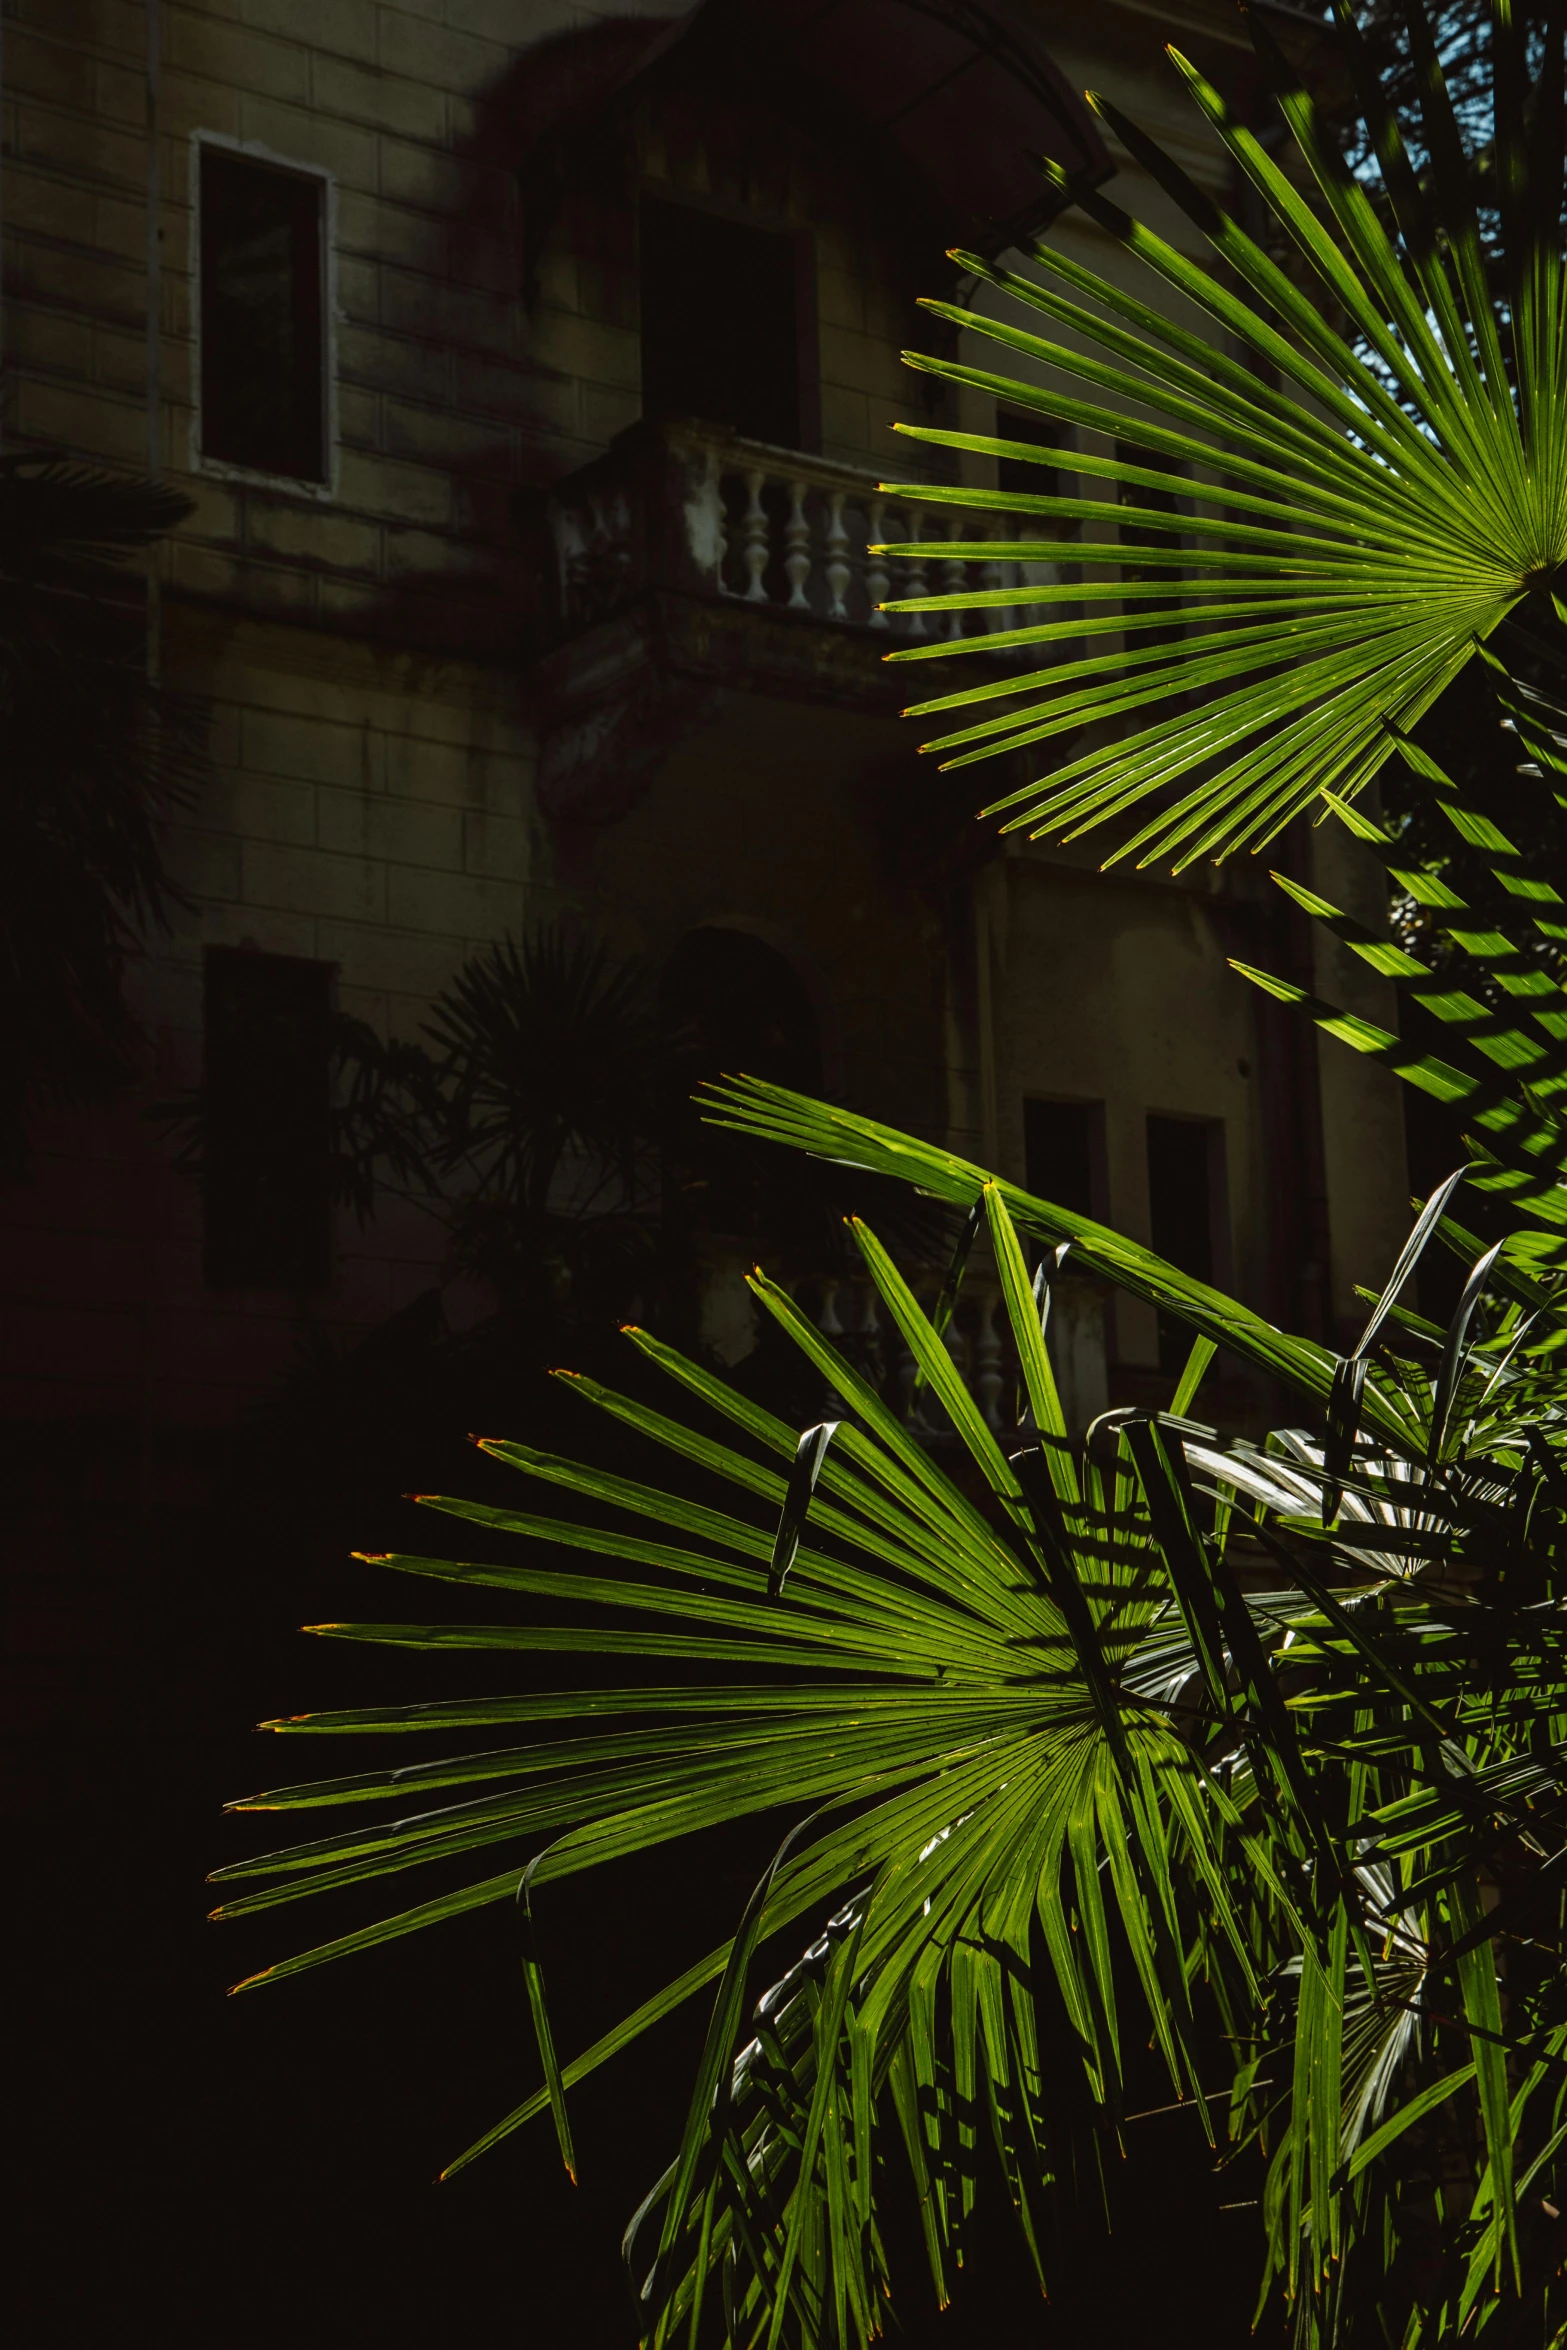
1229, 736, 1567, 1256
871, 1, 1565, 869
220, 1134, 1567, 2344
221, 11, 1567, 2341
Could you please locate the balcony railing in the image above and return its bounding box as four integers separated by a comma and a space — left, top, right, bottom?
541, 415, 1056, 647
775, 1262, 1110, 1439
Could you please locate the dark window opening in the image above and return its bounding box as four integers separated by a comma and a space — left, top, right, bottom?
997, 407, 1070, 500
204, 947, 332, 1290
660, 927, 820, 1239
999, 409, 1080, 658
1118, 438, 1187, 654
1147, 1113, 1222, 1373
640, 198, 804, 449
1024, 1096, 1104, 1223
199, 147, 326, 482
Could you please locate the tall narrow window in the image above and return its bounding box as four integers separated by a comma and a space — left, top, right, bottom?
1146, 1114, 1224, 1372
203, 948, 332, 1290
1024, 1096, 1105, 1222
640, 198, 804, 449
199, 145, 327, 483
1117, 439, 1187, 654
996, 408, 1070, 499
659, 927, 820, 1240
998, 409, 1080, 659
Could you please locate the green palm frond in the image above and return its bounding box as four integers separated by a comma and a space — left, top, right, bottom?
872, 0, 1564, 869
222, 10, 1567, 2339
1224, 719, 1567, 1273
220, 1149, 1567, 2345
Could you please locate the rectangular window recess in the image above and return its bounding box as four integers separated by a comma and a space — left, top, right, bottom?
1117, 437, 1188, 652
197, 141, 330, 486
999, 410, 1080, 658
996, 407, 1072, 501
1024, 1096, 1107, 1227
203, 947, 332, 1292
1146, 1112, 1226, 1375
639, 196, 807, 451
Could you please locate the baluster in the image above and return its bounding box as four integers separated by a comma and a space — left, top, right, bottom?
943, 517, 967, 642
975, 1290, 1004, 1431
945, 1291, 970, 1388
896, 1332, 921, 1428
720, 470, 743, 596
835, 1273, 862, 1379
981, 518, 1006, 643
743, 468, 770, 603
817, 1275, 844, 1415
855, 1278, 885, 1398
824, 490, 850, 621
865, 497, 890, 631
1012, 531, 1034, 645
549, 498, 589, 619
902, 504, 927, 638
683, 444, 725, 598
784, 477, 811, 610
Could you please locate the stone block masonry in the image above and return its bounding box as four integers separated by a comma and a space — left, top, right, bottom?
0, 0, 1410, 1469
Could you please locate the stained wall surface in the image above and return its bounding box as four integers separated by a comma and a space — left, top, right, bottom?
0, 0, 1409, 1440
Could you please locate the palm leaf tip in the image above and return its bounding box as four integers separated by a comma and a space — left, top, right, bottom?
226, 1967, 275, 1995
215, 16, 1567, 2330
222, 1145, 1561, 2339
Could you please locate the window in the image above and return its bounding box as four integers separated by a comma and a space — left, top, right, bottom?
998, 408, 1080, 659
659, 928, 820, 1239
640, 198, 805, 448
1146, 1114, 1224, 1372
198, 144, 328, 484
203, 948, 332, 1290
996, 407, 1070, 501
1024, 1096, 1105, 1223
1117, 439, 1187, 654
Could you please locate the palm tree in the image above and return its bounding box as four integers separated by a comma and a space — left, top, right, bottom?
323, 923, 662, 1331
214, 9, 1567, 2343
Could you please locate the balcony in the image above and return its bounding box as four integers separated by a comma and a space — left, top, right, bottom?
803, 1261, 1110, 1438
693, 1253, 1110, 1440
524, 416, 1046, 823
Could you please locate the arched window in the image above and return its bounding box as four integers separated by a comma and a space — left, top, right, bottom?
659, 927, 821, 1240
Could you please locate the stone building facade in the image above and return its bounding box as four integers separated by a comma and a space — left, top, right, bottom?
0, 0, 1409, 1455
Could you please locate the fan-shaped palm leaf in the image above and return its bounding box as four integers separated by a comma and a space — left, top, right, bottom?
219, 1133, 1567, 2344
872, 0, 1564, 868
219, 10, 1567, 2342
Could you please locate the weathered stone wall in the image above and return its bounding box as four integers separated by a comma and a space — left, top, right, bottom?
0, 0, 1411, 1436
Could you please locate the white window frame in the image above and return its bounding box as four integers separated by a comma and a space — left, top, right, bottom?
188, 130, 338, 501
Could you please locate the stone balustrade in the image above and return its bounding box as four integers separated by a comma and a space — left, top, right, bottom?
542, 415, 1056, 648
783, 1263, 1109, 1440
696, 437, 1040, 640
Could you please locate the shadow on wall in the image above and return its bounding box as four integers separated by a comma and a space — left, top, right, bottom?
350, 12, 687, 656
359, 0, 979, 655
